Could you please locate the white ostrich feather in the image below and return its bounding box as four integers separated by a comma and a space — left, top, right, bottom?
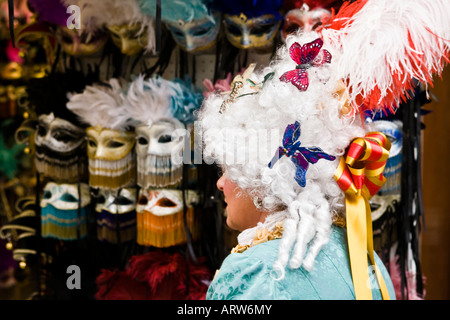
67, 78, 132, 131
123, 74, 176, 127
321, 0, 450, 111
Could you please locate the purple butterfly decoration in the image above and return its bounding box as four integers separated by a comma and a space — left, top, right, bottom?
279, 38, 332, 91
268, 121, 336, 187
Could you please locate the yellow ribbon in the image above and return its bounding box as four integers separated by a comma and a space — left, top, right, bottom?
334, 132, 392, 300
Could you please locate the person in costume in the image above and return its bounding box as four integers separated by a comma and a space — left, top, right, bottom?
200, 0, 450, 300
200, 31, 396, 300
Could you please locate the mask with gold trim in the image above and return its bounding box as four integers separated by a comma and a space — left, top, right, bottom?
40, 182, 91, 241
55, 26, 108, 57
66, 78, 136, 190
212, 0, 283, 50
107, 24, 149, 56
95, 188, 137, 244
73, 0, 156, 55
86, 127, 136, 190
138, 0, 220, 53
136, 188, 199, 248
223, 13, 280, 50
165, 12, 221, 53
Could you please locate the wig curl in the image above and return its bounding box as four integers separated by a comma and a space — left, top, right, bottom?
198, 30, 365, 276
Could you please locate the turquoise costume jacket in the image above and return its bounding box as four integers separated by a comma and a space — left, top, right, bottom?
206, 226, 396, 300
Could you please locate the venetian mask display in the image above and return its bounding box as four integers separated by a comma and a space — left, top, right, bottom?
165, 11, 221, 53
40, 182, 91, 241
86, 126, 136, 190
136, 188, 199, 248
95, 188, 137, 244
55, 26, 108, 57
223, 13, 281, 50
135, 118, 185, 188
34, 113, 88, 182
107, 24, 149, 56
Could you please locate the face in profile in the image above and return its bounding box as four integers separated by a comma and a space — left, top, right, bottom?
216, 172, 267, 232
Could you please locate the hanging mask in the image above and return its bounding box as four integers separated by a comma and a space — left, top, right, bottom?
86, 126, 136, 190
55, 26, 108, 57
281, 6, 331, 41
135, 118, 185, 188
107, 24, 149, 56
136, 188, 199, 248
368, 119, 403, 196
223, 13, 281, 50
34, 113, 88, 182
165, 11, 221, 53
95, 188, 137, 244
40, 182, 91, 241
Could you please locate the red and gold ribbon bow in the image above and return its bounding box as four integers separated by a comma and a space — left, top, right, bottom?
334, 132, 392, 300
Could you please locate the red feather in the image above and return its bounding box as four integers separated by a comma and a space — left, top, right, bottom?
95, 269, 151, 300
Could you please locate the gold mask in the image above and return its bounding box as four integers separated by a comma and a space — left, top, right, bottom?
107, 24, 148, 56
86, 126, 136, 190
55, 26, 108, 57
223, 13, 281, 50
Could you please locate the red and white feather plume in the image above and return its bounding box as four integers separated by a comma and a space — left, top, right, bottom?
320, 0, 450, 114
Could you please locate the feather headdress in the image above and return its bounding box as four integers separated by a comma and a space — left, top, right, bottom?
320, 0, 450, 113
66, 78, 132, 131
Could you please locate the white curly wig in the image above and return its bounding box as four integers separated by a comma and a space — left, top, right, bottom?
198, 30, 367, 279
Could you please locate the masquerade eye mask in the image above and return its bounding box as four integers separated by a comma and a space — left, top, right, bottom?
107, 24, 149, 56
136, 188, 199, 248
281, 7, 331, 41
135, 118, 185, 188
34, 113, 88, 182
55, 26, 108, 57
223, 13, 281, 50
95, 188, 137, 244
40, 182, 91, 241
86, 126, 136, 190
165, 11, 221, 53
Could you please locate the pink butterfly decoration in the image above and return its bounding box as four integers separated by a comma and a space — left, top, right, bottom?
279, 38, 332, 91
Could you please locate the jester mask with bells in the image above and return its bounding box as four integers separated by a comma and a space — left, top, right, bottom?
26, 71, 96, 183
138, 0, 221, 53
213, 0, 283, 50
123, 75, 203, 189
95, 188, 137, 244
66, 78, 137, 190
76, 0, 156, 56
27, 0, 108, 57
136, 188, 199, 248
40, 182, 91, 241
